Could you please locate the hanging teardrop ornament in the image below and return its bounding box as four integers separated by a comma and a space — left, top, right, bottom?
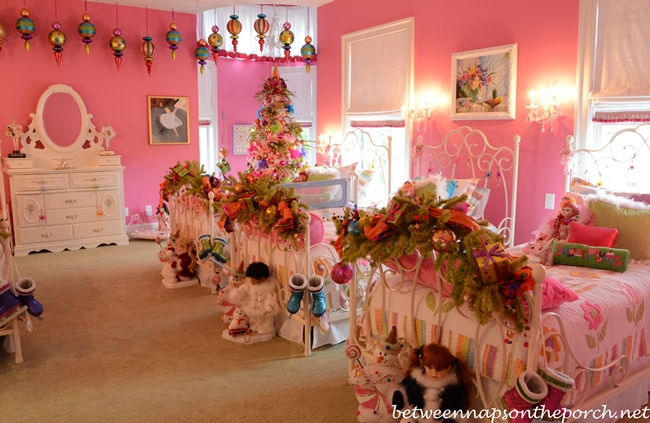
16, 8, 35, 52
226, 14, 242, 54
253, 13, 269, 54
109, 27, 126, 71
279, 22, 294, 62
48, 21, 66, 67
301, 36, 315, 73
195, 39, 210, 75
140, 36, 155, 76
166, 22, 181, 60
78, 13, 95, 54
208, 25, 223, 64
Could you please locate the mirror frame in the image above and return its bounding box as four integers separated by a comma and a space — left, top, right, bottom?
34, 84, 89, 154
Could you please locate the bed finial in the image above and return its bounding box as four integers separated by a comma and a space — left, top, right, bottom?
514, 134, 521, 146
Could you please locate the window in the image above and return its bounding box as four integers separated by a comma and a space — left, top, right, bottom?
575, 0, 650, 191
197, 61, 218, 173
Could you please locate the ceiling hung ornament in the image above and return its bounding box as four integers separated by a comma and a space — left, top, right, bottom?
208, 25, 223, 64
16, 6, 35, 52
195, 39, 210, 74
226, 8, 242, 54
109, 4, 126, 71
253, 6, 269, 54
48, 0, 66, 67
77, 0, 95, 54
140, 6, 155, 76
300, 12, 315, 73
165, 9, 181, 60
279, 9, 294, 63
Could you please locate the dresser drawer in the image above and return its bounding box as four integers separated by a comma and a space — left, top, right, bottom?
70, 171, 120, 189
45, 191, 96, 210
46, 207, 98, 225
13, 173, 69, 192
16, 195, 45, 227
19, 225, 73, 244
96, 190, 122, 221
73, 220, 123, 239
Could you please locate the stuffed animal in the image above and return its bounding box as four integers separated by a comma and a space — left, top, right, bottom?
227, 262, 279, 336
227, 307, 249, 336
157, 233, 198, 284
349, 326, 405, 422
392, 342, 472, 423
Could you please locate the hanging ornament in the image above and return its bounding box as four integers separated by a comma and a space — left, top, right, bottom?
166, 11, 181, 60
78, 13, 95, 54
140, 7, 154, 76
208, 25, 223, 64
253, 10, 269, 54
195, 39, 210, 74
226, 12, 242, 53
0, 20, 5, 58
109, 5, 125, 71
16, 8, 35, 52
330, 262, 354, 284
431, 229, 457, 253
301, 36, 315, 73
279, 21, 294, 62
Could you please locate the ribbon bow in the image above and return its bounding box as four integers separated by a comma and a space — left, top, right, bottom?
473, 244, 508, 271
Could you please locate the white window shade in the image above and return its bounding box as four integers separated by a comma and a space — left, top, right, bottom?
345, 27, 408, 121
278, 66, 315, 123
591, 0, 650, 99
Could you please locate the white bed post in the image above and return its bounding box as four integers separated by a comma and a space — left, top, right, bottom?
564, 135, 574, 192
509, 135, 520, 248
526, 264, 546, 371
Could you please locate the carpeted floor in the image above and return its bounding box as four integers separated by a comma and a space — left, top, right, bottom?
1, 240, 358, 423
1, 240, 646, 423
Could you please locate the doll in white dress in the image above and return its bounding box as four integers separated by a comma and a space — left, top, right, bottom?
227, 262, 279, 336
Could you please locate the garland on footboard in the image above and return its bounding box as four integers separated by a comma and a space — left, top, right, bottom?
333, 191, 531, 331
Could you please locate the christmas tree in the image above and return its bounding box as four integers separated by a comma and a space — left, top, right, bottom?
247, 64, 306, 182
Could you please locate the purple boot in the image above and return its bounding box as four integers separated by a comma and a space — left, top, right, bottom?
502, 370, 548, 423
15, 278, 43, 317
0, 283, 21, 319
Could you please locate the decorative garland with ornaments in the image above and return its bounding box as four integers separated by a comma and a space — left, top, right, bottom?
333, 188, 532, 332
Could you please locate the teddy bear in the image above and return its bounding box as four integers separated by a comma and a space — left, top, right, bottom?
348, 326, 405, 422
227, 307, 249, 336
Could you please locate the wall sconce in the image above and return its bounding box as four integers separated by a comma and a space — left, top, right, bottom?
526, 87, 561, 132
317, 135, 342, 166
407, 95, 435, 132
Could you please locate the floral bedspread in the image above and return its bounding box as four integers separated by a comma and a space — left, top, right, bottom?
366, 248, 650, 391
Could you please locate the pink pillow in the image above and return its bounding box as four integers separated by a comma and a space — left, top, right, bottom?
308, 212, 324, 245
567, 221, 618, 247
542, 276, 579, 310
383, 254, 454, 296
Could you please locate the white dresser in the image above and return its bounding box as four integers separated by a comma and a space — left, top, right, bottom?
5, 84, 128, 256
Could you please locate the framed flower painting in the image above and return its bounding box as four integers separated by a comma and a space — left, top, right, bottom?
451, 44, 517, 120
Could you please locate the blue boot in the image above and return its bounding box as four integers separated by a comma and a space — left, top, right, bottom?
0, 283, 21, 319
198, 234, 212, 260
309, 276, 327, 318
15, 278, 43, 317
287, 274, 307, 315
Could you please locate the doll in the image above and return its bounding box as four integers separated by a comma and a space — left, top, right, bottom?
392, 343, 472, 423
348, 326, 405, 422
530, 197, 580, 265
227, 262, 279, 336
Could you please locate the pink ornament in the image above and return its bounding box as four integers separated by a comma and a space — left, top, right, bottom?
331, 262, 354, 284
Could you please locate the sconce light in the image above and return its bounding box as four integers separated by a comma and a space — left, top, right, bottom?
317, 135, 342, 166
407, 95, 435, 133
526, 87, 561, 132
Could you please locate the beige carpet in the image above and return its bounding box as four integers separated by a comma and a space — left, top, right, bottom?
1, 240, 646, 423
1, 240, 358, 423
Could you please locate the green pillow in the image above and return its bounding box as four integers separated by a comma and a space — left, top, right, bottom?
589, 200, 650, 259
552, 242, 629, 272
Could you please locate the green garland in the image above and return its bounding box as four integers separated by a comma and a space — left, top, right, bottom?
335, 190, 530, 331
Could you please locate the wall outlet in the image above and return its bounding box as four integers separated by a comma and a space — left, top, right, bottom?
124, 207, 129, 217
145, 205, 153, 217
544, 193, 555, 210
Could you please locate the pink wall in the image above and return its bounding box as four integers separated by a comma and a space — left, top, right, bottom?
317, 0, 580, 245
0, 0, 198, 222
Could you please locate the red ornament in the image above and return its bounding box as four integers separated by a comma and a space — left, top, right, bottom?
330, 262, 354, 284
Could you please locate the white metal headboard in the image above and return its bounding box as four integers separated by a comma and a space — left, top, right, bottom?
414, 126, 520, 247
564, 124, 650, 192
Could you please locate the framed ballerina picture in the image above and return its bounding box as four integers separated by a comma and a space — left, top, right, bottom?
148, 96, 190, 145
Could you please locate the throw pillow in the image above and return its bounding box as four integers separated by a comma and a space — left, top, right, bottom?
336, 162, 358, 180
467, 187, 490, 219
308, 212, 324, 245
567, 221, 618, 248
552, 242, 630, 272
541, 276, 579, 310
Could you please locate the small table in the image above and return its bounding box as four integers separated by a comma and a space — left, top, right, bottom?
0, 305, 29, 364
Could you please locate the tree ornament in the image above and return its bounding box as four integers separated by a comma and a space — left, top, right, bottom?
109, 28, 126, 71
253, 12, 270, 54
330, 262, 354, 284
0, 21, 6, 58
208, 25, 223, 64
431, 228, 457, 253
78, 13, 95, 54
16, 8, 35, 52
226, 13, 242, 53
300, 36, 315, 73
279, 22, 294, 62
48, 21, 66, 67
166, 21, 181, 60
141, 36, 155, 75
195, 39, 210, 74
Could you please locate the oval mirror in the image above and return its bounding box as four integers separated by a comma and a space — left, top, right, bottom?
42, 93, 82, 148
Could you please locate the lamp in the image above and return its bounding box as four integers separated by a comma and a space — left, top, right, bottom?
317, 135, 342, 166
407, 95, 434, 132
526, 87, 561, 132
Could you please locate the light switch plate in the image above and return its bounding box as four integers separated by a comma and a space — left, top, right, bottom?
545, 193, 555, 210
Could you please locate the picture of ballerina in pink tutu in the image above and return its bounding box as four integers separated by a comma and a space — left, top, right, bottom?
148, 96, 189, 144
